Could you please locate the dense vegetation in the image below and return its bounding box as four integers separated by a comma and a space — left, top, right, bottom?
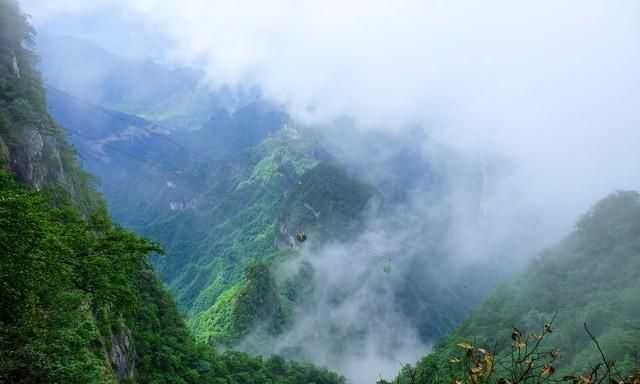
44, 59, 487, 352
0, 165, 344, 383
0, 0, 102, 216
139, 129, 371, 344
0, 166, 154, 382
0, 1, 347, 382
392, 191, 640, 383
79, 111, 374, 344
13, 0, 639, 382
35, 6, 480, 354
189, 260, 289, 346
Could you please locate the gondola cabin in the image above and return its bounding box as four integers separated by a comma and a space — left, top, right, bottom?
296, 230, 307, 243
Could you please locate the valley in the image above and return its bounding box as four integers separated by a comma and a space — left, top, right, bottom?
1, 0, 639, 383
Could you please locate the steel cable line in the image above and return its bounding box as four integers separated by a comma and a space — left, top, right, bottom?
13, 72, 433, 256
4, 91, 468, 302
0, 99, 212, 191
20, 72, 217, 163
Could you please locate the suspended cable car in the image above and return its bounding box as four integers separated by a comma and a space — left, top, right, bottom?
383, 258, 392, 273
295, 229, 307, 243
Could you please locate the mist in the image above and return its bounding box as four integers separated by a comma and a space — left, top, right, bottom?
233, 141, 529, 382
25, 0, 640, 239
20, 0, 640, 383
239, 238, 430, 383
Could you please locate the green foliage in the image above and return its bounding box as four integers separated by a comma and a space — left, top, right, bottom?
392, 316, 640, 384
279, 162, 373, 243
0, 0, 103, 216
0, 154, 345, 384
397, 191, 640, 383
102, 124, 372, 330
0, 3, 350, 382
175, 159, 369, 342
190, 261, 290, 346
0, 169, 155, 383
131, 269, 345, 384
190, 282, 246, 344
214, 351, 346, 384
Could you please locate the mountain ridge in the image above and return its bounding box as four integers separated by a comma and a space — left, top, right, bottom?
392, 190, 640, 383
0, 1, 346, 382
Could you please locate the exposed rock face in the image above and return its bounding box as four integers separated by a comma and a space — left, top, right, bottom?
9, 127, 64, 189
275, 222, 296, 249
109, 324, 135, 383
11, 51, 20, 77
1, 15, 137, 382
0, 137, 9, 165
169, 197, 197, 210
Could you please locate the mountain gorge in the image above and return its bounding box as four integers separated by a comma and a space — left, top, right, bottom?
37, 30, 483, 367
0, 1, 345, 382
2, 0, 640, 383
45, 62, 484, 369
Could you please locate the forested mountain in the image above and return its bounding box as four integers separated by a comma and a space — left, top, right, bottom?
27, 5, 503, 367
52, 92, 382, 342
5, 0, 639, 383
35, 33, 254, 122
391, 191, 640, 383
0, 1, 345, 382
34, 12, 494, 379
46, 71, 479, 357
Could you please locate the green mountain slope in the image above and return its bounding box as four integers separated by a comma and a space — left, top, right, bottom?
101, 122, 374, 344
40, 40, 388, 347
0, 1, 345, 382
44, 59, 482, 357
0, 0, 101, 216
0, 173, 345, 383
397, 190, 640, 383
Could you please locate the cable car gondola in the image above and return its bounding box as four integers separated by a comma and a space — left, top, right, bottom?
383, 258, 392, 273
295, 230, 307, 243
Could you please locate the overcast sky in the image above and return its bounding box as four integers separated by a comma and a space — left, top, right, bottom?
22, 0, 640, 237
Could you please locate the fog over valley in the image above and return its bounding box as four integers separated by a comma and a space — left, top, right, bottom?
1, 1, 639, 383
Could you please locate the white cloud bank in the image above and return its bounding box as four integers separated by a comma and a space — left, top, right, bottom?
22, 0, 640, 231
134, 0, 640, 231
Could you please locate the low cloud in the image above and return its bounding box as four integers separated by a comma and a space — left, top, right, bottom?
129, 0, 640, 233
19, 1, 640, 382
22, 0, 640, 236
238, 238, 431, 383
